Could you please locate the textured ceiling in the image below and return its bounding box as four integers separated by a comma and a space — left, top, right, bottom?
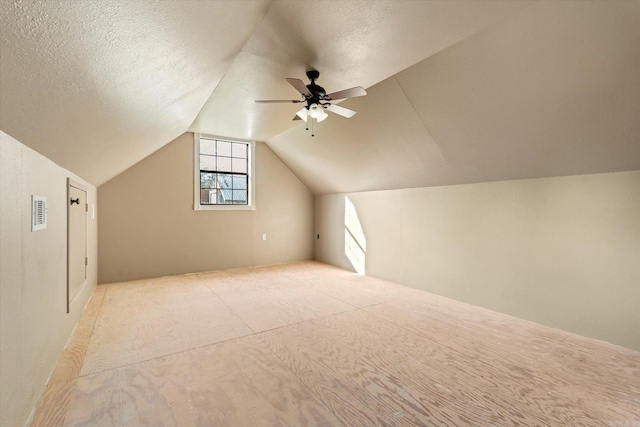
268, 1, 640, 194
190, 0, 533, 142
0, 0, 270, 185
2, 1, 639, 192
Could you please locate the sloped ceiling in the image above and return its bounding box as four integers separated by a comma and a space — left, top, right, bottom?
268, 0, 640, 194
2, 1, 639, 192
0, 0, 269, 185
190, 0, 533, 142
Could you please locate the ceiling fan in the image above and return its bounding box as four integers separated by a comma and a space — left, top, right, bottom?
255, 69, 367, 136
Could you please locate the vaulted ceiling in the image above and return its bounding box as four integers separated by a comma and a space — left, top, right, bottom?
2, 1, 639, 192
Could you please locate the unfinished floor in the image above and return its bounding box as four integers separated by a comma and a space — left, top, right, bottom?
31, 261, 639, 426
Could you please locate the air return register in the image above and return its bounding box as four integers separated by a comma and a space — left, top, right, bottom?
32, 195, 47, 231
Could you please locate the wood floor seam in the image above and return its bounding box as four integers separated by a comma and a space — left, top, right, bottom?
29, 285, 108, 427
201, 278, 259, 335
75, 286, 108, 378
79, 330, 259, 377
249, 306, 359, 336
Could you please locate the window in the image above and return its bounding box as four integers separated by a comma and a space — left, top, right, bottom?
194, 134, 255, 210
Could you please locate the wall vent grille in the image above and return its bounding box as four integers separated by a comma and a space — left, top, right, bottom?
32, 195, 47, 231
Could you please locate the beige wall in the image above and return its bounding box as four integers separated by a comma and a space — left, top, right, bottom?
98, 133, 314, 283
0, 131, 98, 427
315, 171, 640, 351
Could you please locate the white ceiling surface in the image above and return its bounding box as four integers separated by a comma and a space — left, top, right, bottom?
1, 0, 532, 187
190, 0, 533, 142
269, 0, 640, 194
0, 1, 270, 185
2, 1, 639, 193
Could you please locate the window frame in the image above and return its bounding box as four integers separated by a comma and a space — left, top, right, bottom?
193, 133, 256, 211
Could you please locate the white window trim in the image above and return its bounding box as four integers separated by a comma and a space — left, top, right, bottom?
193, 133, 256, 211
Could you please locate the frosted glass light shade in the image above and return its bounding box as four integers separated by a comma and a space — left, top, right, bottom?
296, 104, 328, 122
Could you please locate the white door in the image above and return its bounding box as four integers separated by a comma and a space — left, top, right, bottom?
67, 179, 87, 312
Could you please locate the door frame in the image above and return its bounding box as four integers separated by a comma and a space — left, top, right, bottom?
67, 178, 88, 313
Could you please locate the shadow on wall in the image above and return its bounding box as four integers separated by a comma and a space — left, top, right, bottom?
344, 197, 366, 275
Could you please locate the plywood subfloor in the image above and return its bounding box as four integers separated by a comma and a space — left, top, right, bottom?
31, 261, 640, 426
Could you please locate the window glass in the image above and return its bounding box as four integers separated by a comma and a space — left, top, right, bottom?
232, 158, 247, 173
197, 136, 251, 207
217, 141, 232, 157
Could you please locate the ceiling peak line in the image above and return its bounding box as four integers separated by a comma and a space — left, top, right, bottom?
239, 0, 277, 53
185, 2, 274, 133
392, 77, 449, 165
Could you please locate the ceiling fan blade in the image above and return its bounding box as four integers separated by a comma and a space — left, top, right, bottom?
286, 78, 312, 97
326, 104, 357, 118
325, 86, 366, 100
255, 99, 304, 103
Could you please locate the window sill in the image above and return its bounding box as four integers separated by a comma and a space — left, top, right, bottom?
194, 204, 255, 211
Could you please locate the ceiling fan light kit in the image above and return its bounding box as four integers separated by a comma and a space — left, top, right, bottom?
296, 103, 328, 122
256, 69, 366, 136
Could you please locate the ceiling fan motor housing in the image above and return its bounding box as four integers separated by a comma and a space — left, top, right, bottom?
304, 69, 327, 109
306, 69, 320, 82
305, 85, 327, 108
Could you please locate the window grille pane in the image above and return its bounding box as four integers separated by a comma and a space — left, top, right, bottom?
217, 173, 233, 188
217, 141, 232, 157
232, 190, 247, 203
200, 156, 216, 172
233, 143, 247, 158
217, 173, 231, 205
217, 156, 232, 172
232, 175, 247, 189
200, 139, 216, 155
200, 189, 216, 204
232, 158, 247, 173
200, 172, 215, 189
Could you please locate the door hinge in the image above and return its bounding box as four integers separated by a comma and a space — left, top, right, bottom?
85, 203, 89, 212
85, 257, 88, 266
